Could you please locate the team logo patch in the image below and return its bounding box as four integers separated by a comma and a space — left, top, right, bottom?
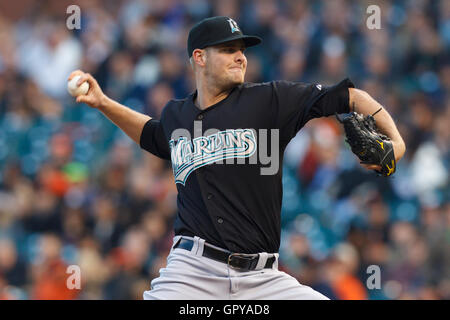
169, 129, 257, 185
227, 18, 240, 33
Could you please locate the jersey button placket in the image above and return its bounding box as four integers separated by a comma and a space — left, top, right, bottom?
197, 114, 204, 120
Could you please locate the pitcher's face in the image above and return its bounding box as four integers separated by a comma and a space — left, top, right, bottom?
204, 39, 247, 89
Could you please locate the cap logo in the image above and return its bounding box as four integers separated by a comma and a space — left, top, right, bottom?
227, 18, 240, 33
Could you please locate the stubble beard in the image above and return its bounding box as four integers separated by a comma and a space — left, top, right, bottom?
204, 58, 244, 91
214, 69, 244, 92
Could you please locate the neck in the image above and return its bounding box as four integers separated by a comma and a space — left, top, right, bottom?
194, 79, 234, 110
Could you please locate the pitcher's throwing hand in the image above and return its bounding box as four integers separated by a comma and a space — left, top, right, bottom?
67, 70, 106, 108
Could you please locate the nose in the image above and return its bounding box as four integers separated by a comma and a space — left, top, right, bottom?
235, 50, 245, 65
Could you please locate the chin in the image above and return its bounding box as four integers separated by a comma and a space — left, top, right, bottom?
221, 78, 243, 90
231, 74, 245, 84
227, 70, 244, 82
218, 73, 245, 90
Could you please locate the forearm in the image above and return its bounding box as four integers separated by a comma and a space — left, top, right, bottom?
348, 88, 406, 160
98, 96, 151, 145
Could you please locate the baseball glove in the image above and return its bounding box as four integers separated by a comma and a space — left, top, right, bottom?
336, 109, 396, 177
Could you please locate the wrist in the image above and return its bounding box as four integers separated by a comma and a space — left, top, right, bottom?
98, 94, 110, 111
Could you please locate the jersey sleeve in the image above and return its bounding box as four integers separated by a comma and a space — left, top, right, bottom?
273, 78, 355, 141
139, 119, 171, 160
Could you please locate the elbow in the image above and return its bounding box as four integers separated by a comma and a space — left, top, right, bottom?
348, 88, 373, 108
393, 138, 406, 161
400, 139, 406, 157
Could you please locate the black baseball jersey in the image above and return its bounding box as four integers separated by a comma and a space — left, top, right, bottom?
140, 78, 354, 253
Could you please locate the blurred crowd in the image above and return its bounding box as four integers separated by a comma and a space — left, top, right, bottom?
0, 0, 449, 300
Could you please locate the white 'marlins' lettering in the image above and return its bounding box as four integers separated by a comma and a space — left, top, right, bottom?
169, 129, 257, 185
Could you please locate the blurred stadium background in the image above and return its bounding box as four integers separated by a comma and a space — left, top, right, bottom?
0, 0, 448, 300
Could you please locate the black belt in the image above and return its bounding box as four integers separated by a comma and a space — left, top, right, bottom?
173, 238, 276, 271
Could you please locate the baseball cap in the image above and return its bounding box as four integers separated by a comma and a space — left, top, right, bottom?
187, 16, 262, 57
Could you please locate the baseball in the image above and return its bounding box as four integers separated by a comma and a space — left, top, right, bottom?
67, 75, 89, 97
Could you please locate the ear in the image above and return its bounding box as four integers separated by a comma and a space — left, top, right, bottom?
192, 49, 206, 67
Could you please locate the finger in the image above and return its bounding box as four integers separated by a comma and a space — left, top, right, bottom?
68, 70, 84, 81
75, 95, 84, 103
361, 163, 381, 171
76, 74, 90, 86
77, 73, 97, 88
76, 95, 91, 104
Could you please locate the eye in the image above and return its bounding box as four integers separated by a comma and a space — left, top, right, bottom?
220, 47, 246, 54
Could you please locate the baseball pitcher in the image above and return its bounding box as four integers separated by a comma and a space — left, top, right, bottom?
68, 16, 406, 300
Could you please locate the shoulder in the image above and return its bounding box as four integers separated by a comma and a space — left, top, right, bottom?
235, 81, 278, 96
271, 80, 311, 89
160, 93, 193, 116
240, 80, 312, 92
165, 96, 190, 108
239, 81, 274, 90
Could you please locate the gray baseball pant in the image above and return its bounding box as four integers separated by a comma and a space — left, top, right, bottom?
143, 235, 329, 300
